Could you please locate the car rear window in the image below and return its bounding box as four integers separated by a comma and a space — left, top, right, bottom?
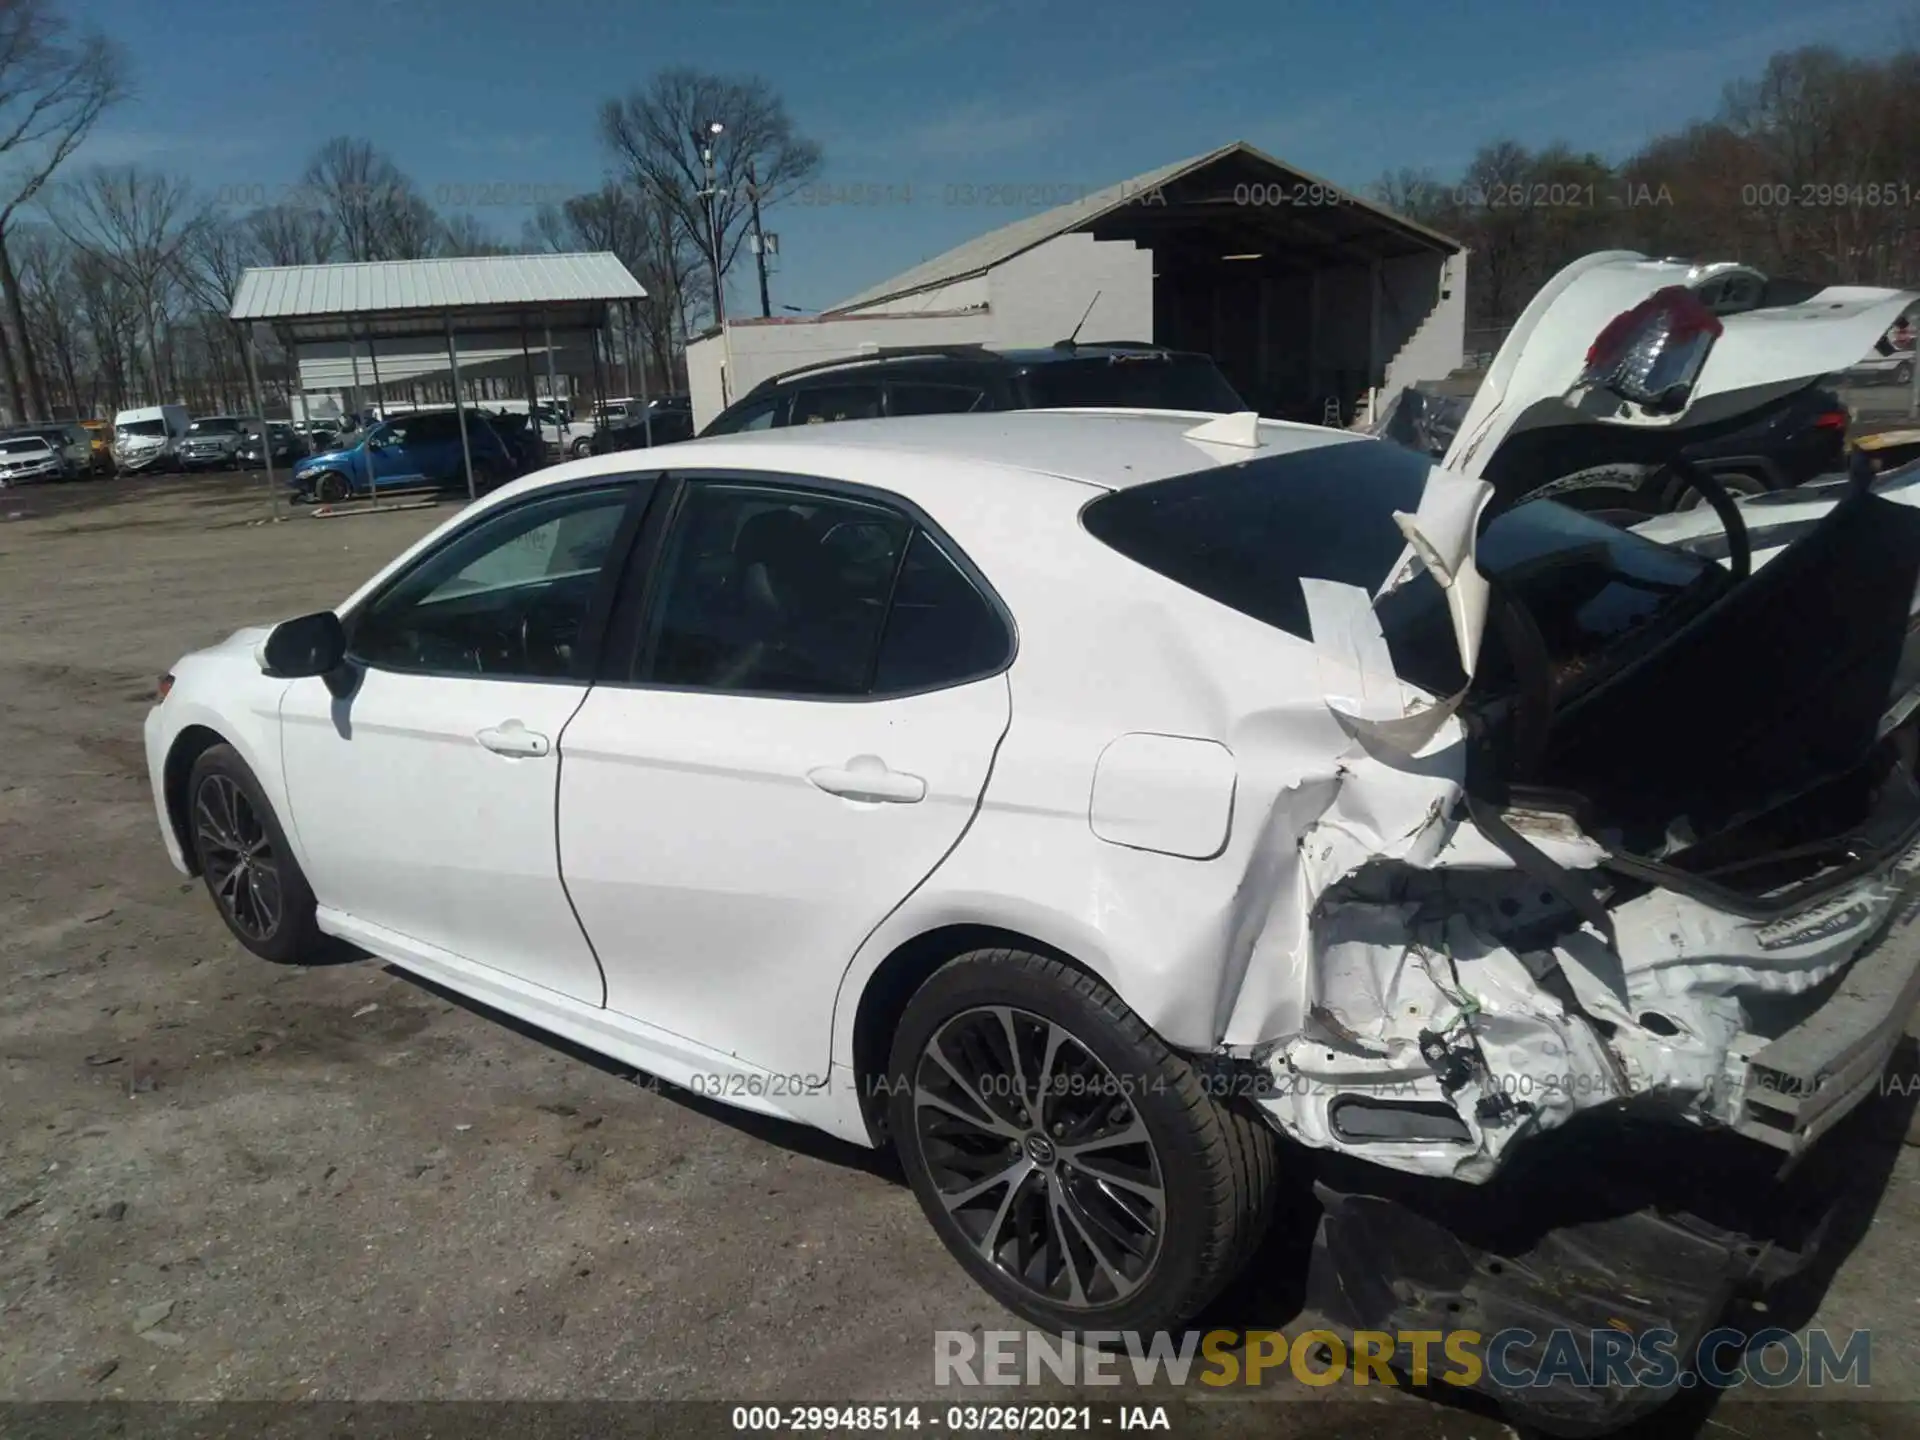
1018, 356, 1245, 413
790, 384, 883, 426
1082, 441, 1726, 697
889, 383, 985, 416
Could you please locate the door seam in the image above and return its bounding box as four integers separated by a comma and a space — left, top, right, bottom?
552, 685, 611, 1009
824, 669, 1016, 1076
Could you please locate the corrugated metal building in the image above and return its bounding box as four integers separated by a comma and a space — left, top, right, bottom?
688, 142, 1464, 430
231, 252, 647, 394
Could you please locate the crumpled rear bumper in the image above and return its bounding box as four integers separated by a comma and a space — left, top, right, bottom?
1302, 1098, 1877, 1436
1720, 900, 1920, 1152
1307, 1180, 1800, 1437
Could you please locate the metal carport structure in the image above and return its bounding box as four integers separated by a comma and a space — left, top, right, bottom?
228, 252, 648, 513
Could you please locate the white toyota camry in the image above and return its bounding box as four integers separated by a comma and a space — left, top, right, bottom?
146, 257, 1920, 1403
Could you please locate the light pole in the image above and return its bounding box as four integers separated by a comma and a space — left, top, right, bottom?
696, 119, 734, 404
746, 158, 772, 318
696, 121, 726, 330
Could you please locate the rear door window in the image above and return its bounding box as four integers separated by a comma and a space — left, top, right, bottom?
706, 394, 789, 434
873, 531, 1011, 692
789, 385, 883, 426
888, 383, 986, 417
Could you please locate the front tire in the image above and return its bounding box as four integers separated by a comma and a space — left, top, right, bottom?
570, 436, 594, 459
187, 744, 325, 964
312, 471, 350, 504
888, 948, 1276, 1334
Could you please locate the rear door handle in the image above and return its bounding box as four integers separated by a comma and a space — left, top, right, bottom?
476, 721, 551, 758
808, 755, 926, 804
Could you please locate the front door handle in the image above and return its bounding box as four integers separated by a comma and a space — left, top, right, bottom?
476, 720, 551, 758
808, 755, 926, 804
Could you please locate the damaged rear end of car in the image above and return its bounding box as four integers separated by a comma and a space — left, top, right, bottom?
1082, 257, 1920, 1430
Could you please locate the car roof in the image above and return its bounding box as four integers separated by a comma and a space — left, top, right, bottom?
519, 408, 1367, 498
755, 342, 1208, 387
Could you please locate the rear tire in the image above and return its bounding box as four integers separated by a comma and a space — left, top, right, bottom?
888, 948, 1276, 1334
186, 744, 325, 965
1896, 360, 1913, 387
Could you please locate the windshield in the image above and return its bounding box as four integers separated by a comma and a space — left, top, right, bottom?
0, 437, 50, 454
1082, 440, 1728, 699
117, 420, 165, 438
189, 418, 242, 435
1019, 356, 1245, 413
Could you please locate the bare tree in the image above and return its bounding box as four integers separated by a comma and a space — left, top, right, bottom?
0, 0, 126, 419
179, 212, 252, 310
69, 245, 131, 407
529, 183, 695, 391
438, 209, 508, 257
246, 200, 336, 266
598, 68, 820, 324
301, 136, 436, 262
528, 181, 694, 387
383, 188, 441, 260
12, 220, 82, 411
1370, 166, 1450, 227
49, 164, 201, 401
179, 215, 259, 410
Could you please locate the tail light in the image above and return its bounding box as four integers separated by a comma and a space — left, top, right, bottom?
1813, 410, 1848, 431
156, 672, 174, 701
1573, 286, 1723, 413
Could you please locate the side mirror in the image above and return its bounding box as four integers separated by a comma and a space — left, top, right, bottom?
261, 610, 347, 679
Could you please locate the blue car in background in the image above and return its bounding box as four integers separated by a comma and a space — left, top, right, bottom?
289, 409, 516, 503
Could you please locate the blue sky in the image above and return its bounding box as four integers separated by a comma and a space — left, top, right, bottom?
67, 0, 1914, 311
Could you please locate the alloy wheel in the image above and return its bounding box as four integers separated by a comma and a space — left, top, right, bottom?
912, 1005, 1166, 1310
194, 774, 283, 942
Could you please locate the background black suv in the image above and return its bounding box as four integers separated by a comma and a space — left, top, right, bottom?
700, 343, 1247, 436
589, 396, 696, 457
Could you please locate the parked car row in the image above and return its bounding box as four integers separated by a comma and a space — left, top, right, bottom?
287, 407, 520, 503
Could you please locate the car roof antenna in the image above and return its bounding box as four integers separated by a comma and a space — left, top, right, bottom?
1055, 291, 1102, 351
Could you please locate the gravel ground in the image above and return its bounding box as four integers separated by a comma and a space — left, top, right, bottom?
3, 473, 1919, 1439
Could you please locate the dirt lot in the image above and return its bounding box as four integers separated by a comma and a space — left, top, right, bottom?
3, 473, 1920, 1438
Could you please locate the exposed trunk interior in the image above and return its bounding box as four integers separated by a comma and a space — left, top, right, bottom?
1476, 489, 1920, 903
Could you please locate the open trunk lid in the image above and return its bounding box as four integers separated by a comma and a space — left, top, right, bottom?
1443, 253, 1914, 492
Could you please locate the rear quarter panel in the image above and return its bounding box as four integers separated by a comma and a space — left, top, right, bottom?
822, 464, 1400, 1068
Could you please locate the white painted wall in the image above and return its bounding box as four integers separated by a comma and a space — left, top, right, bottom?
985, 235, 1151, 347
687, 235, 1153, 429
688, 334, 728, 430
1381, 251, 1466, 397
846, 274, 990, 316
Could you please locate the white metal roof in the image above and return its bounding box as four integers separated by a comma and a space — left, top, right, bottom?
827, 141, 1461, 314
229, 252, 645, 322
